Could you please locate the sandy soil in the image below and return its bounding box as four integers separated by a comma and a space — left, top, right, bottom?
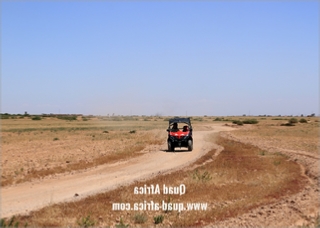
1, 124, 235, 218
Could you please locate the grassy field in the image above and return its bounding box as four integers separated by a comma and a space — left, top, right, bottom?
1, 116, 168, 186
1, 115, 318, 227
230, 117, 319, 154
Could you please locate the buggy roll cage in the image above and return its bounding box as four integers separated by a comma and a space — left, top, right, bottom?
167, 117, 192, 131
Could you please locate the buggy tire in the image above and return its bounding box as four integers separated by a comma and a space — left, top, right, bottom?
188, 140, 193, 151
168, 141, 174, 152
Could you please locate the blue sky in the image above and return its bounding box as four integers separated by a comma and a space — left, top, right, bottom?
1, 1, 319, 116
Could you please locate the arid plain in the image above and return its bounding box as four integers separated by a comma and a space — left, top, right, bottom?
1, 115, 319, 227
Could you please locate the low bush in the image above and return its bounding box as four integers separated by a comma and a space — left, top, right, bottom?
57, 115, 77, 121
192, 169, 212, 182
31, 116, 42, 121
281, 118, 298, 126
299, 118, 307, 123
289, 118, 298, 124
77, 215, 95, 228
242, 119, 258, 124
153, 215, 164, 224
232, 120, 243, 125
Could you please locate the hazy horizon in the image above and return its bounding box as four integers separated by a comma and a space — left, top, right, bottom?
0, 112, 317, 118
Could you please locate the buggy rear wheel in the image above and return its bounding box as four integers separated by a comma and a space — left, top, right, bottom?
168, 141, 174, 152
188, 140, 193, 151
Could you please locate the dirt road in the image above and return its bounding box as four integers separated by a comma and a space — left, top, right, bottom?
1, 124, 234, 218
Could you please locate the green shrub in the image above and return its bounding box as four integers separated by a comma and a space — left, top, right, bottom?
214, 117, 223, 121
232, 120, 243, 125
299, 118, 307, 123
153, 215, 164, 224
289, 118, 298, 124
31, 116, 42, 121
129, 130, 136, 134
193, 169, 212, 182
0, 216, 19, 227
77, 215, 95, 228
57, 115, 77, 121
281, 118, 298, 126
242, 119, 258, 124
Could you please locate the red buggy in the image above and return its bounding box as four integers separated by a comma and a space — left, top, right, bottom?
167, 117, 193, 152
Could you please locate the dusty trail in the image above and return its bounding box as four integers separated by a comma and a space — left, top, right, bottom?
1, 124, 234, 218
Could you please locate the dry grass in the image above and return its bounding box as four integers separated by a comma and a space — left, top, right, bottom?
230, 117, 319, 154
1, 118, 167, 186
13, 135, 305, 227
